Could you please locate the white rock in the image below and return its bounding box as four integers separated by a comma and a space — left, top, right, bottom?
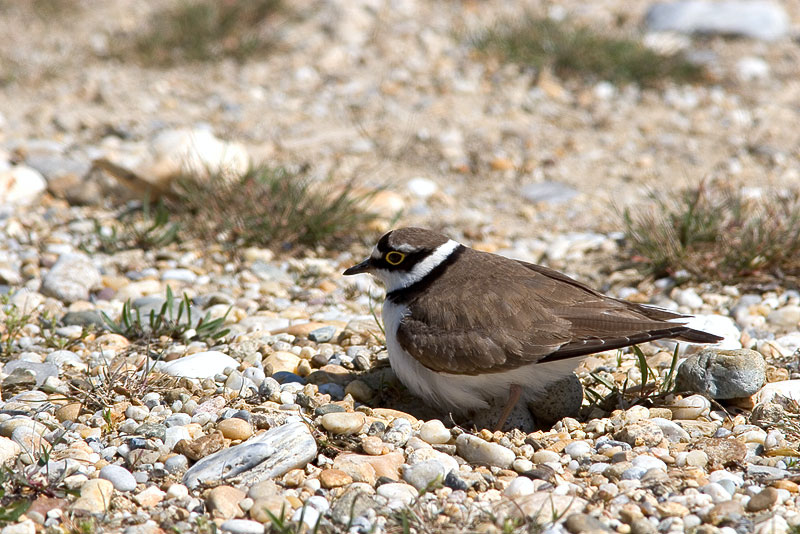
768, 306, 800, 328
220, 519, 265, 534
650, 418, 690, 442
0, 519, 35, 534
736, 57, 770, 81
754, 380, 800, 404
673, 288, 703, 308
166, 483, 189, 500
377, 482, 418, 509
418, 419, 450, 445
681, 314, 741, 349
140, 127, 250, 184
157, 351, 240, 379
0, 437, 22, 464
0, 166, 46, 206
708, 469, 744, 487
645, 0, 789, 41
532, 450, 561, 464
631, 455, 667, 472
754, 515, 789, 534
564, 441, 592, 459
41, 253, 102, 303
407, 177, 438, 199
668, 394, 711, 420
455, 434, 515, 469
504, 476, 535, 498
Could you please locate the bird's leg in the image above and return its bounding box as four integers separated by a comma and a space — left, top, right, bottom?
494, 383, 523, 432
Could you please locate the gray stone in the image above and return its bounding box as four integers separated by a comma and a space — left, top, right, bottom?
309, 326, 336, 343
402, 459, 447, 491
61, 310, 106, 328
183, 421, 317, 488
330, 486, 380, 525
161, 268, 198, 283
99, 464, 137, 492
164, 455, 189, 474
676, 348, 766, 399
645, 1, 789, 41
41, 253, 101, 303
521, 181, 579, 205
3, 360, 58, 386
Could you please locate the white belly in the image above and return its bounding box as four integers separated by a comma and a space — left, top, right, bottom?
381, 301, 582, 415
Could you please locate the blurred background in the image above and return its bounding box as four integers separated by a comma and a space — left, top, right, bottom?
1, 0, 799, 286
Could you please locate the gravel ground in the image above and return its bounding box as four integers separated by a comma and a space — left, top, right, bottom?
2, 1, 800, 533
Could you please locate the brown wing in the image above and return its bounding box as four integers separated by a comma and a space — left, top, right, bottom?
395, 248, 721, 375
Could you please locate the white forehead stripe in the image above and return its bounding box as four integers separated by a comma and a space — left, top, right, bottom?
376, 239, 461, 292
393, 243, 418, 253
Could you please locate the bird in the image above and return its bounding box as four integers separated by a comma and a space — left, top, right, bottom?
343, 227, 722, 430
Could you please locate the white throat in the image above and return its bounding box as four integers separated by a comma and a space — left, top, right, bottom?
374, 239, 461, 292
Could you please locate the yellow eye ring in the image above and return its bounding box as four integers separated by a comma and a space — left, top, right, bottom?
385, 251, 406, 265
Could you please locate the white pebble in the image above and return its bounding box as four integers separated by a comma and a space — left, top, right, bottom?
504, 477, 535, 498
564, 441, 592, 459
418, 419, 450, 445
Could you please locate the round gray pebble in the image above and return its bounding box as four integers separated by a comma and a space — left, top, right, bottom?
99, 464, 137, 492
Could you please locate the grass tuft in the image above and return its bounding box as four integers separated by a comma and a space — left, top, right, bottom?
172, 166, 381, 251
84, 197, 180, 254
622, 182, 800, 283
102, 286, 230, 343
118, 0, 282, 65
472, 15, 704, 86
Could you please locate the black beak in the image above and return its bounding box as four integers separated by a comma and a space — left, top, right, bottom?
343, 258, 372, 276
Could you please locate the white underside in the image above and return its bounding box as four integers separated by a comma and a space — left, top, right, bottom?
382, 300, 582, 415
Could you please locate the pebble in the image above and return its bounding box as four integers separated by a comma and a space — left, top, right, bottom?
166, 484, 189, 500
320, 412, 366, 435
418, 419, 450, 445
319, 469, 353, 489
0, 165, 46, 205
533, 450, 561, 464
564, 441, 592, 459
645, 0, 789, 41
217, 418, 253, 441
402, 459, 448, 491
614, 421, 664, 447
676, 349, 766, 399
505, 476, 536, 498
220, 519, 265, 534
41, 252, 101, 303
72, 479, 114, 514
99, 464, 137, 492
698, 437, 747, 468
184, 422, 317, 488
377, 482, 418, 508
747, 486, 779, 512
134, 486, 166, 507
649, 418, 690, 442
207, 486, 246, 519
667, 394, 711, 420
455, 434, 515, 469
158, 351, 241, 379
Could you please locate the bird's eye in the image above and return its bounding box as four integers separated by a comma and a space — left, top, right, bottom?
385, 251, 405, 265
